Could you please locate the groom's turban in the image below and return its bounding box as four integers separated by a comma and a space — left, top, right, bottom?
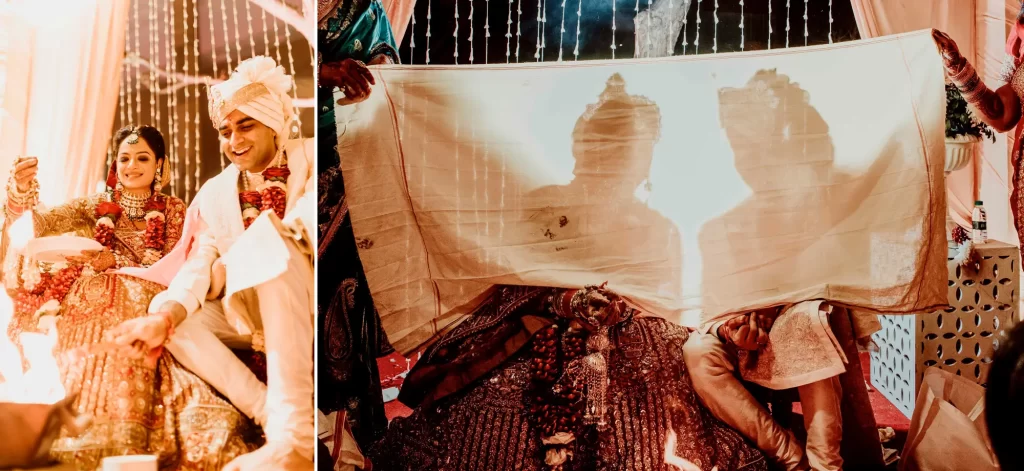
208, 56, 295, 142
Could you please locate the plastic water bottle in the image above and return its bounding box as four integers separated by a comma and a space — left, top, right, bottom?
972, 201, 988, 244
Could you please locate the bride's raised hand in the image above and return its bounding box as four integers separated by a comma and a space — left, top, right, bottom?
932, 29, 964, 71
581, 283, 629, 324
11, 157, 38, 193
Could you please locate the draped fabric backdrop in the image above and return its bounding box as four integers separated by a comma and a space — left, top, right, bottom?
381, 0, 416, 47
851, 0, 980, 234
852, 0, 1017, 248
339, 30, 949, 354
0, 0, 130, 207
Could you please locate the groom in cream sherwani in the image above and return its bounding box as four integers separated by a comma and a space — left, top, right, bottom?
108, 56, 315, 470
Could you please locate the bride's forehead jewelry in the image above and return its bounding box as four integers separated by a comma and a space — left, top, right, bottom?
126, 127, 140, 145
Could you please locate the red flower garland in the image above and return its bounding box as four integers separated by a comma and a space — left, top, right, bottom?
93, 200, 122, 248
239, 191, 263, 229
952, 225, 970, 245
142, 196, 168, 265
94, 192, 167, 266
528, 323, 587, 471
240, 164, 290, 229
12, 265, 84, 316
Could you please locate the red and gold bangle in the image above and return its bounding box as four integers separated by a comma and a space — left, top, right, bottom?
949, 61, 987, 104
549, 289, 578, 319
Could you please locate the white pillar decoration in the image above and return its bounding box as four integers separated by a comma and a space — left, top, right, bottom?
410, 5, 416, 63
767, 0, 771, 49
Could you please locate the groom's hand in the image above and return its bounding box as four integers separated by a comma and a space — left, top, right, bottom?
207, 258, 226, 300
718, 314, 767, 351
106, 310, 179, 366
155, 301, 188, 324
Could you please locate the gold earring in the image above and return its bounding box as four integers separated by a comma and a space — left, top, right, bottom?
153, 165, 164, 192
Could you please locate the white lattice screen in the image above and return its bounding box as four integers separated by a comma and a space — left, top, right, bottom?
871, 241, 1020, 418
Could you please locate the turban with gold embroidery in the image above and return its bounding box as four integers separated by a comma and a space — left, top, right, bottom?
208, 56, 295, 143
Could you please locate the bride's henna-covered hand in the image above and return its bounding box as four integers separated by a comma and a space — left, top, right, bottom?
933, 28, 1022, 132
579, 283, 629, 324
11, 157, 39, 193
932, 29, 964, 72
324, 59, 375, 106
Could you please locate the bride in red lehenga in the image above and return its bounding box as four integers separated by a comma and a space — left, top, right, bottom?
934, 10, 1024, 256
2, 126, 259, 469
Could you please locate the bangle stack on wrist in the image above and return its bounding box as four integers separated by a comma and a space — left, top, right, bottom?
948, 59, 986, 104
5, 174, 38, 220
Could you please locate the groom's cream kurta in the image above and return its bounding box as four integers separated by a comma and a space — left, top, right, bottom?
150, 137, 316, 459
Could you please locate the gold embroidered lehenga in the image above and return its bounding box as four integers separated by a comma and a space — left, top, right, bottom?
4, 194, 260, 470
369, 286, 768, 471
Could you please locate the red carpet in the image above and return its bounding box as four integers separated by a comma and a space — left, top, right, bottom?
858, 352, 910, 433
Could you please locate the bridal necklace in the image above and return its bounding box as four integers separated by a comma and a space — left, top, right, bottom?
118, 190, 151, 221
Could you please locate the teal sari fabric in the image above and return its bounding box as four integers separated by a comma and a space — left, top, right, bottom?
318, 0, 399, 170
316, 0, 399, 454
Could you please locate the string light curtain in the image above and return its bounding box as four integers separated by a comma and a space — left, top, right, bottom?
399, 0, 861, 64
114, 0, 315, 203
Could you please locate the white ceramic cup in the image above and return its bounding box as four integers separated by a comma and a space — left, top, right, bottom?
101, 455, 158, 471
